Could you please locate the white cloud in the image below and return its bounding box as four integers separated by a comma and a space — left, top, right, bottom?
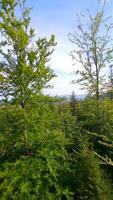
32, 19, 83, 96
50, 53, 74, 74
44, 73, 82, 96
44, 38, 84, 96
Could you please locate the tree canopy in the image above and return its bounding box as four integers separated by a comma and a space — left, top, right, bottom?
1, 0, 113, 199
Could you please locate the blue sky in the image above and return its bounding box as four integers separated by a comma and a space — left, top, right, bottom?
26, 0, 113, 96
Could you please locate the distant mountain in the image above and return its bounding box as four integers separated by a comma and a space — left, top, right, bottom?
76, 94, 86, 100
57, 94, 86, 101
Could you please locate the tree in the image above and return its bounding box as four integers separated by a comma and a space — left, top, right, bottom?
69, 90, 78, 116
0, 0, 56, 108
69, 133, 113, 200
69, 2, 113, 107
0, 1, 76, 199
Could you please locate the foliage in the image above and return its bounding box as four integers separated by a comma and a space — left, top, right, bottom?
0, 0, 56, 108
1, 0, 113, 199
69, 2, 113, 102
72, 142, 113, 200
69, 91, 78, 116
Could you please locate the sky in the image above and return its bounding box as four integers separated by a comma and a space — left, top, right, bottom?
26, 0, 113, 96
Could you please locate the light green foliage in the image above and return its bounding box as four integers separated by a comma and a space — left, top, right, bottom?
0, 1, 72, 199
0, 0, 56, 108
0, 129, 72, 200
0, 95, 74, 199
69, 2, 113, 102
1, 0, 113, 199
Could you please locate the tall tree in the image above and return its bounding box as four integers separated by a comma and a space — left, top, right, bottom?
0, 0, 56, 108
0, 1, 74, 199
69, 2, 113, 106
69, 90, 78, 116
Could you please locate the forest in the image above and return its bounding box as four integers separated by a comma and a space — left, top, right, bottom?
1, 0, 113, 199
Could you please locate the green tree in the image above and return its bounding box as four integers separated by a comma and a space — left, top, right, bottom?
0, 1, 73, 199
69, 1, 113, 107
69, 91, 78, 116
70, 134, 113, 200
0, 0, 56, 108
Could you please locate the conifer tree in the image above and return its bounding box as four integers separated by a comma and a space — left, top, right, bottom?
69, 91, 78, 116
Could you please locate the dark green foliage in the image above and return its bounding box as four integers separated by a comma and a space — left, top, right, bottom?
73, 147, 112, 200
76, 97, 113, 138
0, 1, 72, 199
67, 133, 113, 200
0, 129, 72, 200
0, 96, 74, 199
69, 91, 78, 116
0, 0, 113, 200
